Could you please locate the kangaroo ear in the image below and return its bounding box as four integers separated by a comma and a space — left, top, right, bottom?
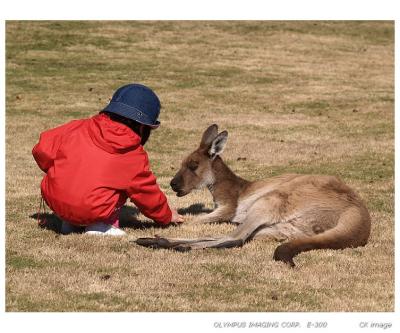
209, 131, 228, 159
200, 124, 219, 148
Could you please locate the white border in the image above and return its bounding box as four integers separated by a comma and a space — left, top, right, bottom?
1, 312, 398, 332
1, 12, 6, 317
1, 0, 398, 332
0, 0, 398, 20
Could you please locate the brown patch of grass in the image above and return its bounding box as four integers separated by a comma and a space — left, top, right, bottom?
6, 21, 393, 312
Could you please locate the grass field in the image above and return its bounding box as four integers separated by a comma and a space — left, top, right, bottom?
5, 21, 394, 312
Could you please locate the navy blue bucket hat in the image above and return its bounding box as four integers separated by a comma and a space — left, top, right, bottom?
103, 83, 161, 128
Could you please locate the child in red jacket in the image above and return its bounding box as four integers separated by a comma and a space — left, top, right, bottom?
32, 83, 184, 236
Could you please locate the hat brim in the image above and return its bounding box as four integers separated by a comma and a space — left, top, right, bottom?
103, 102, 160, 129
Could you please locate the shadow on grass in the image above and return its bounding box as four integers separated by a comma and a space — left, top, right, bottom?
178, 203, 213, 215
29, 203, 213, 233
119, 206, 171, 230
29, 212, 63, 234
120, 204, 213, 229
28, 206, 163, 232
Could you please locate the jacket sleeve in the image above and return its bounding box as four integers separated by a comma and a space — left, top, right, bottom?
126, 152, 172, 225
32, 120, 77, 173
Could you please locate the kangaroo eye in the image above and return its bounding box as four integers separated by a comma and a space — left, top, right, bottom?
187, 160, 199, 171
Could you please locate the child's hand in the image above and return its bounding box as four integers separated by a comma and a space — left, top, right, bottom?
171, 209, 184, 223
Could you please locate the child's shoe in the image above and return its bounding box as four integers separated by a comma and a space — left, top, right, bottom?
85, 222, 126, 236
61, 220, 84, 235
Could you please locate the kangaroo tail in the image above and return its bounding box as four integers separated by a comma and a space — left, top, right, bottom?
273, 207, 371, 267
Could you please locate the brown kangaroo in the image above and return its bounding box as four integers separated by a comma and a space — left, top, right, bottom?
136, 124, 371, 266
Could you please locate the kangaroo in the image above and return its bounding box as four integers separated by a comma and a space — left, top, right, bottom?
135, 124, 371, 266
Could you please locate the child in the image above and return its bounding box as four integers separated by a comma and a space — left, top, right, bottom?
32, 83, 184, 236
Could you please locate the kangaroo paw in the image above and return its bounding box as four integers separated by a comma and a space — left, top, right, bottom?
173, 244, 192, 252
273, 243, 296, 267
135, 237, 174, 249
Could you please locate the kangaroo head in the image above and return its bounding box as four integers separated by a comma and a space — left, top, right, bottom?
170, 124, 228, 197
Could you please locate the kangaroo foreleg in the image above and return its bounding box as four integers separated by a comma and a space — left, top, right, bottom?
191, 206, 235, 224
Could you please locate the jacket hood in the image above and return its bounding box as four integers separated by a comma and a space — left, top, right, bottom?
88, 114, 141, 153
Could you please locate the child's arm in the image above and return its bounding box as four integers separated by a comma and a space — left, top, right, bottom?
127, 154, 172, 224
32, 120, 79, 172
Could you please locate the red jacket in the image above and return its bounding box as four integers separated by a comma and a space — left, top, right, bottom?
32, 114, 172, 226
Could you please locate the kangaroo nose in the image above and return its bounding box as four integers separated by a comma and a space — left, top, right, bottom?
170, 178, 181, 192
170, 179, 178, 189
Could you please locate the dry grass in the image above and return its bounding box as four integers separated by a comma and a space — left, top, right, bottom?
6, 21, 394, 312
